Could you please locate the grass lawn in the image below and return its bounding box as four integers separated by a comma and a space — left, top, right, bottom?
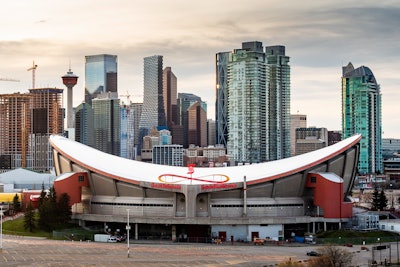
2, 214, 93, 240
2, 214, 52, 238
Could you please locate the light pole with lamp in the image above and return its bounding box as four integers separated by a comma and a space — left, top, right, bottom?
126, 209, 131, 258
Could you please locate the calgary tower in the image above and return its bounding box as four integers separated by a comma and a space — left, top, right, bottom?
62, 67, 78, 129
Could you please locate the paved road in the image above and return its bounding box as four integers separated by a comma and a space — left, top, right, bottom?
0, 235, 380, 266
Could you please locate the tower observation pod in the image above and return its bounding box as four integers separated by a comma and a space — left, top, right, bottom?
62, 69, 78, 129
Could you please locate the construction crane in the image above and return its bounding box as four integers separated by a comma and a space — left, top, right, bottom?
0, 77, 20, 82
119, 91, 143, 104
119, 91, 131, 103
27, 61, 38, 89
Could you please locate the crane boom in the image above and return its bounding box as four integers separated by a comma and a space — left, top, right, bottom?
0, 77, 20, 82
27, 61, 38, 89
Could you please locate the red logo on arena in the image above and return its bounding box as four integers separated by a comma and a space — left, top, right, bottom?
158, 173, 230, 184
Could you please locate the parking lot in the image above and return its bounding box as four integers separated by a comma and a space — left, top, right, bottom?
0, 235, 381, 266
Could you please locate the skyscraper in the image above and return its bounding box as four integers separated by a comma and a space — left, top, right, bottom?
342, 62, 382, 174
92, 92, 121, 156
215, 52, 230, 148
266, 45, 291, 160
138, 55, 166, 148
85, 54, 117, 105
120, 103, 135, 159
163, 67, 178, 128
132, 102, 143, 149
226, 41, 267, 163
0, 89, 64, 172
29, 88, 64, 172
75, 102, 94, 148
177, 93, 206, 148
187, 101, 207, 148
0, 93, 31, 169
218, 41, 291, 164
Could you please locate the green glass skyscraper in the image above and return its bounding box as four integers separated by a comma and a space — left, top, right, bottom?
342, 62, 382, 174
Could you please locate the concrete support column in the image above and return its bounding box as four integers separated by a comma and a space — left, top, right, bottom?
324, 221, 327, 232
171, 225, 176, 241
135, 223, 138, 240
243, 176, 247, 217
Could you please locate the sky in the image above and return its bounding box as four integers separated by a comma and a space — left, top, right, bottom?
1, 0, 399, 138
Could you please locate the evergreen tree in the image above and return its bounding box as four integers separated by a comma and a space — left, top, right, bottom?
38, 183, 47, 207
38, 184, 51, 230
38, 186, 71, 230
23, 203, 35, 232
57, 193, 71, 225
379, 189, 388, 210
371, 187, 380, 211
38, 199, 51, 230
12, 193, 21, 213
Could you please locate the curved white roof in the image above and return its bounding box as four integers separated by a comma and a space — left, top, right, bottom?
50, 134, 361, 185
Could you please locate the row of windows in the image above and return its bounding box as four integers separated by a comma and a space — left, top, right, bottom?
91, 202, 303, 208
211, 204, 303, 208
92, 202, 173, 207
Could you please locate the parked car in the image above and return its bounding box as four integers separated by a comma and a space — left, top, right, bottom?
306, 251, 321, 256
107, 236, 118, 243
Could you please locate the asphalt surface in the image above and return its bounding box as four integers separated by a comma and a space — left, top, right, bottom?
0, 235, 385, 266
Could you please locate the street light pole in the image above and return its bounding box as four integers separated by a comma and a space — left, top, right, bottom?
0, 206, 3, 252
126, 209, 130, 258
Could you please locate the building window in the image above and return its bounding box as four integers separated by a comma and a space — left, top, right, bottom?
78, 175, 85, 182
310, 176, 316, 183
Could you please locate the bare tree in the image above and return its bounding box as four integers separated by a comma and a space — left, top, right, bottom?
307, 245, 353, 267
278, 258, 306, 267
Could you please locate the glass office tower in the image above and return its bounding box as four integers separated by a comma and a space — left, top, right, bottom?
215, 51, 230, 148
85, 54, 118, 105
138, 55, 166, 154
92, 92, 121, 156
342, 62, 382, 174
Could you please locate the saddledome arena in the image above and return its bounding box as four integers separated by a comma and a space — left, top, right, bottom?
50, 134, 361, 242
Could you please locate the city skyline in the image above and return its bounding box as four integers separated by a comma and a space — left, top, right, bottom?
1, 1, 399, 138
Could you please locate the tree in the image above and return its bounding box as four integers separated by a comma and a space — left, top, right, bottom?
307, 245, 353, 267
23, 203, 35, 232
38, 183, 47, 207
379, 189, 388, 210
38, 186, 72, 230
56, 193, 71, 225
12, 193, 21, 213
371, 186, 380, 211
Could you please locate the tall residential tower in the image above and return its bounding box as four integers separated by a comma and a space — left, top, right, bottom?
342, 62, 382, 174
218, 41, 291, 164
266, 45, 291, 160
